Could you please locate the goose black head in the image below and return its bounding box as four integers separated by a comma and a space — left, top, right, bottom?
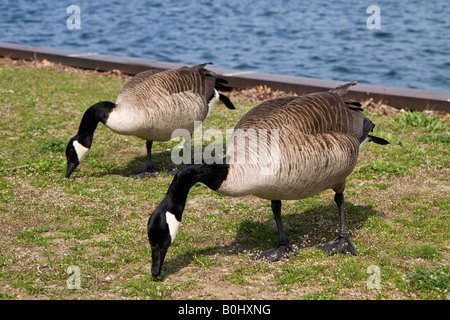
146, 164, 217, 276
65, 137, 90, 178
147, 201, 181, 277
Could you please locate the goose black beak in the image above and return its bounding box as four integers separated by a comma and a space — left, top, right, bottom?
65, 161, 79, 178
151, 247, 168, 277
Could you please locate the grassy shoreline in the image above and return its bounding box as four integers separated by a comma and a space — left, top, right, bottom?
0, 58, 448, 300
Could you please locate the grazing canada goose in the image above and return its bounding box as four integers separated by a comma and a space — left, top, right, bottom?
147, 82, 389, 277
65, 62, 235, 178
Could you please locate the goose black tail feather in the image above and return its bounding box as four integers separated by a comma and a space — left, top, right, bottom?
368, 135, 390, 145
346, 100, 363, 111
219, 93, 236, 109
214, 77, 233, 92
330, 81, 390, 146
361, 118, 390, 145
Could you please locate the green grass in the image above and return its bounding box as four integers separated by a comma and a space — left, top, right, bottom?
395, 110, 445, 132
407, 268, 449, 299
0, 60, 448, 300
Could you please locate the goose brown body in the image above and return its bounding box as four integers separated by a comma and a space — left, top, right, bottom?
106, 64, 218, 141
147, 82, 389, 276
218, 83, 366, 200
65, 62, 235, 178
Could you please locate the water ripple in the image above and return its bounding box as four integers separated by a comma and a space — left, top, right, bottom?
0, 0, 448, 91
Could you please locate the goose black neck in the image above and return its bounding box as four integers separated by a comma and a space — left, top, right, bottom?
162, 162, 229, 219
77, 101, 115, 147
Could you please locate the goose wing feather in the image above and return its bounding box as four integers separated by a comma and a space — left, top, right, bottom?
118, 62, 216, 105
108, 63, 220, 141
221, 83, 380, 200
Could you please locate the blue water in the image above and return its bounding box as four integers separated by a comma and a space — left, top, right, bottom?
1, 0, 449, 92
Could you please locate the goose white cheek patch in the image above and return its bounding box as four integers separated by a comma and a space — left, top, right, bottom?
73, 140, 89, 162
165, 211, 181, 243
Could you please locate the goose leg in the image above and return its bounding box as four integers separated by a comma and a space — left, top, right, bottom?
260, 200, 300, 261
126, 141, 158, 178
318, 193, 357, 255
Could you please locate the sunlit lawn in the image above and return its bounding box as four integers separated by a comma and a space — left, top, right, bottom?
0, 60, 448, 300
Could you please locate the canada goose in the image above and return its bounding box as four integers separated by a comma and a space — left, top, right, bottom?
65, 62, 235, 178
147, 82, 389, 277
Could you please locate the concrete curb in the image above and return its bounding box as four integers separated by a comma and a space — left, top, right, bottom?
1, 42, 448, 112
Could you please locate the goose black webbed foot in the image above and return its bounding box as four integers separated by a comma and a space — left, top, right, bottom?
125, 141, 159, 178
317, 232, 357, 256
259, 244, 300, 261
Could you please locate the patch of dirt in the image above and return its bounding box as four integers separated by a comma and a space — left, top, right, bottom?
361, 97, 404, 116
0, 56, 131, 81
164, 256, 317, 300
229, 85, 298, 104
